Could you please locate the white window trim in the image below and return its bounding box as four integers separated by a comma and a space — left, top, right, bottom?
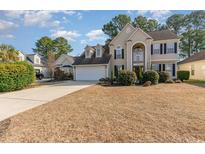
116, 46, 122, 59
167, 43, 175, 54
96, 48, 101, 57
153, 44, 160, 54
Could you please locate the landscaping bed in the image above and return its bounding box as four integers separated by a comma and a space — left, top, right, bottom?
0, 83, 205, 142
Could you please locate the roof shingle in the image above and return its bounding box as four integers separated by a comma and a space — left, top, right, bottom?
73, 45, 111, 65
147, 30, 178, 41
178, 51, 205, 65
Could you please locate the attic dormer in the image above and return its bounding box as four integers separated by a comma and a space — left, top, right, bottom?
85, 45, 94, 58
95, 44, 103, 58
34, 55, 41, 64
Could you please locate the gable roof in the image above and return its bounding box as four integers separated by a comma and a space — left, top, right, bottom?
178, 51, 205, 65
127, 28, 153, 41
55, 54, 74, 66
73, 45, 111, 65
147, 30, 178, 41
109, 23, 136, 45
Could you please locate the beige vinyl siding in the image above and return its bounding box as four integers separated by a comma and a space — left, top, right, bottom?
178, 60, 205, 80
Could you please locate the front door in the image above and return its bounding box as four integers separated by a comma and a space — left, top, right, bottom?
133, 66, 144, 80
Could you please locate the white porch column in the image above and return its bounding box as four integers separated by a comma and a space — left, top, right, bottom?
126, 40, 132, 71
145, 38, 152, 70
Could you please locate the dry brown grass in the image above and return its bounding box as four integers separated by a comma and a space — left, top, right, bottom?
1, 83, 205, 143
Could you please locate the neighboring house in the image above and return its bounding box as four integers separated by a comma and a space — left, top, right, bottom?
73, 23, 180, 81
54, 54, 75, 73
178, 51, 205, 80
18, 51, 49, 77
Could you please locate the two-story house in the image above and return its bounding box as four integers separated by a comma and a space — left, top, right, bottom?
18, 51, 49, 77
73, 23, 179, 81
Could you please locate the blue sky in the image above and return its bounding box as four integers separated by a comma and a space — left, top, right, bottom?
0, 10, 191, 56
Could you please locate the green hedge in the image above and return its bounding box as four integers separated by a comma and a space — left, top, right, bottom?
0, 61, 35, 92
177, 70, 190, 81
118, 70, 136, 86
143, 70, 159, 85
158, 71, 170, 83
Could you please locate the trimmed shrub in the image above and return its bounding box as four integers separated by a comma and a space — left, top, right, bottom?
158, 71, 170, 83
118, 70, 136, 86
98, 77, 112, 86
177, 70, 190, 81
54, 67, 73, 80
0, 61, 35, 92
143, 70, 159, 85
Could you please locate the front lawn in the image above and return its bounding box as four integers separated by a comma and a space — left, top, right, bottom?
184, 79, 205, 88
1, 83, 205, 142
184, 79, 205, 84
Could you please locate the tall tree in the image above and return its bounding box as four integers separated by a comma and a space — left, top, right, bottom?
158, 24, 169, 31
33, 36, 54, 58
166, 14, 185, 34
102, 14, 131, 39
180, 11, 205, 57
133, 16, 148, 31
47, 51, 55, 79
189, 10, 205, 30
53, 37, 73, 59
33, 36, 73, 58
147, 19, 159, 32
0, 44, 19, 62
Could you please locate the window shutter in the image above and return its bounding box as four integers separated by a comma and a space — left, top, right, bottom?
163, 64, 165, 71
151, 44, 153, 55
159, 64, 161, 72
174, 42, 177, 53
122, 65, 124, 70
122, 49, 124, 59
114, 65, 117, 76
172, 64, 176, 76
160, 44, 163, 54
114, 49, 116, 59
164, 43, 167, 54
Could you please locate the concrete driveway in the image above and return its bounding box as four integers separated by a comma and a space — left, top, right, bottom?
0, 81, 95, 122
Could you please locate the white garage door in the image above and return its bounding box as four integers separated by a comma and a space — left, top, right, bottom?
76, 66, 107, 81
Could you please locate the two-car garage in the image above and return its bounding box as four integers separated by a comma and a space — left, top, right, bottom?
74, 65, 108, 81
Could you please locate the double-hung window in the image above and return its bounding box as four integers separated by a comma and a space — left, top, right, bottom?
96, 48, 101, 57
167, 43, 175, 54
116, 47, 122, 59
151, 64, 159, 71
133, 48, 143, 62
153, 44, 160, 54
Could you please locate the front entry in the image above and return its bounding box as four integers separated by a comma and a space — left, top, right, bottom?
133, 66, 144, 80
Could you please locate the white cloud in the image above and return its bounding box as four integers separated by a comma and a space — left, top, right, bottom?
128, 10, 172, 22
51, 30, 80, 41
86, 29, 106, 41
80, 40, 88, 45
23, 11, 55, 27
77, 12, 83, 20
148, 10, 171, 18
3, 10, 83, 29
0, 19, 18, 31
63, 11, 76, 15
3, 10, 27, 18
0, 34, 15, 39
